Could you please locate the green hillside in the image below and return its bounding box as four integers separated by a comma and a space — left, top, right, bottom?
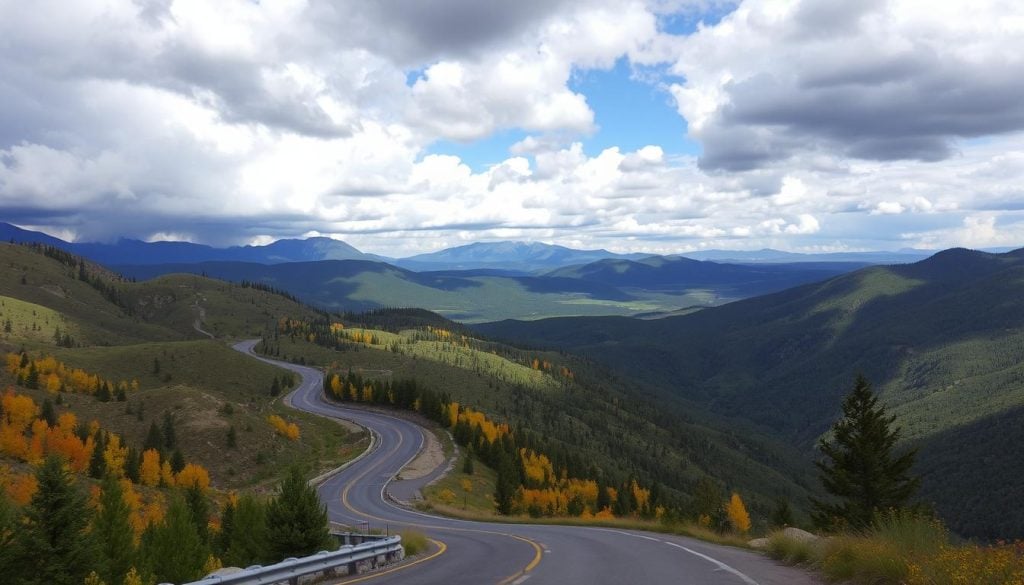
0, 241, 819, 528
476, 248, 1024, 539
0, 242, 361, 491
116, 256, 860, 322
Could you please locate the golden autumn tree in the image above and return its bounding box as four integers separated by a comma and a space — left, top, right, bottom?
726, 492, 751, 534
139, 449, 161, 487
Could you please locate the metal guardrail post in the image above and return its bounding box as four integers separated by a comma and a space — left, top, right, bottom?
178, 535, 403, 585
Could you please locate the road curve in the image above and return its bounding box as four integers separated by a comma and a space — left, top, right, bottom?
234, 340, 822, 585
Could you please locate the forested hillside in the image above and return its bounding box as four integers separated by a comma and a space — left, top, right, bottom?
477, 247, 1024, 539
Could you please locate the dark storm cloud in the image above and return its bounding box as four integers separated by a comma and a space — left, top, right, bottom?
698, 55, 1024, 171
309, 0, 572, 65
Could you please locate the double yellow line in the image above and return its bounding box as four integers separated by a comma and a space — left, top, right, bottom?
332, 418, 544, 584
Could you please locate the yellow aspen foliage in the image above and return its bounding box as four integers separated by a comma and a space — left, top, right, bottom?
455, 407, 509, 444
57, 411, 77, 430
594, 507, 615, 520
123, 568, 143, 585
26, 423, 46, 464
159, 460, 174, 487
446, 402, 460, 428
103, 433, 128, 478
438, 488, 456, 505
7, 472, 38, 505
2, 390, 37, 431
3, 354, 20, 374
141, 492, 166, 529
631, 480, 650, 513
44, 372, 61, 393
268, 415, 300, 440
139, 449, 161, 487
203, 555, 223, 575
520, 448, 554, 485
176, 463, 211, 492
726, 492, 751, 534
84, 571, 106, 585
329, 374, 342, 397
0, 421, 29, 459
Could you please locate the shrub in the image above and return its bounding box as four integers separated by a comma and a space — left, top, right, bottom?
400, 530, 428, 556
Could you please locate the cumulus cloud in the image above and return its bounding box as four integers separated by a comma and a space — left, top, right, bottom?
668, 0, 1024, 171
0, 0, 1021, 256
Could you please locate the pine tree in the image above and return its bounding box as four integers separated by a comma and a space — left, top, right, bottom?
185, 484, 210, 546
141, 495, 207, 584
216, 500, 234, 558
170, 449, 186, 474
143, 421, 162, 452
270, 377, 281, 397
93, 474, 135, 585
771, 498, 794, 528
161, 412, 176, 450
40, 398, 56, 427
16, 456, 97, 585
812, 375, 920, 530
0, 492, 17, 578
226, 494, 270, 567
264, 467, 330, 561
90, 430, 108, 479
462, 450, 474, 475
226, 426, 237, 449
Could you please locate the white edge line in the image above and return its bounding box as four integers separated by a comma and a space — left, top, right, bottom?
663, 542, 760, 585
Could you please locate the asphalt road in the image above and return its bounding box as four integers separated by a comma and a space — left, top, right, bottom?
234, 340, 822, 585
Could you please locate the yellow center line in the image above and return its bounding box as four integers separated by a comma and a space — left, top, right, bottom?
333, 538, 448, 584
332, 420, 545, 583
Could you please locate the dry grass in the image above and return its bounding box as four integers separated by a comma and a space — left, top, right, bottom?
767, 513, 1024, 585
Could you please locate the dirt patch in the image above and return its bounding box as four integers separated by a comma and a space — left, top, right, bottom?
398, 428, 444, 480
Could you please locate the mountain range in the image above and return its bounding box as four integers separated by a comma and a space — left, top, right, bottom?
0, 221, 948, 272
1, 222, 867, 321
476, 247, 1024, 539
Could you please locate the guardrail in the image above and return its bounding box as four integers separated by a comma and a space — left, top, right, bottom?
176, 535, 404, 585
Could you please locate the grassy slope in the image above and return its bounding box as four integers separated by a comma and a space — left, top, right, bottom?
0, 243, 363, 490
117, 258, 859, 323
269, 331, 818, 529
476, 248, 1024, 538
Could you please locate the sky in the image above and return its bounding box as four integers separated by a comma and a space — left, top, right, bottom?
1, 0, 1023, 257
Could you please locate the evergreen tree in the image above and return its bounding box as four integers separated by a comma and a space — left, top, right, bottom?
124, 447, 141, 484
771, 498, 794, 528
89, 430, 108, 479
143, 421, 162, 452
264, 467, 330, 560
171, 449, 186, 474
691, 477, 722, 521
226, 494, 270, 567
216, 500, 235, 558
161, 412, 176, 450
270, 377, 281, 397
0, 492, 17, 578
16, 456, 97, 585
140, 495, 206, 584
185, 484, 210, 546
40, 398, 56, 427
93, 474, 135, 585
812, 375, 920, 529
226, 426, 237, 449
493, 452, 518, 515
462, 449, 474, 475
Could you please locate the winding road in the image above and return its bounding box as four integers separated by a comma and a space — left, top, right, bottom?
234, 340, 822, 585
